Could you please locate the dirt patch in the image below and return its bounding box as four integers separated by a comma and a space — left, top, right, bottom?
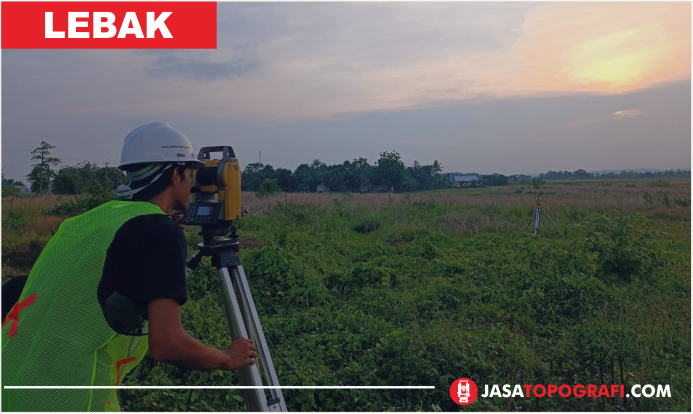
241, 236, 265, 250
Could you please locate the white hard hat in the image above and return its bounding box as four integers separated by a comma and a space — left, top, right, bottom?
119, 122, 205, 169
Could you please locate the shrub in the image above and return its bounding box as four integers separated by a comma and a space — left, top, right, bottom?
648, 179, 672, 187
46, 180, 115, 216
257, 179, 282, 198
660, 193, 672, 208
353, 218, 381, 234
2, 185, 22, 197
530, 177, 545, 189
3, 212, 27, 231
675, 198, 691, 207
642, 192, 654, 205
571, 214, 666, 282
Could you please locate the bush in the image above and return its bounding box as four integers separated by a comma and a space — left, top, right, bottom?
3, 212, 27, 231
571, 214, 666, 282
353, 218, 381, 234
257, 179, 282, 198
642, 191, 654, 205
530, 177, 545, 189
675, 198, 691, 207
648, 179, 672, 187
2, 185, 22, 197
46, 192, 114, 216
660, 193, 672, 208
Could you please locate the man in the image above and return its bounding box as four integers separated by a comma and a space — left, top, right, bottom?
2, 122, 257, 411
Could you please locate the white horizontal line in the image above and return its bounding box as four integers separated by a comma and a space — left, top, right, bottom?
5, 386, 435, 390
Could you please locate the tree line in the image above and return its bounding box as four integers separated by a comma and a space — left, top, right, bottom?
242, 151, 449, 193
2, 141, 127, 196
540, 169, 690, 181
1, 142, 690, 196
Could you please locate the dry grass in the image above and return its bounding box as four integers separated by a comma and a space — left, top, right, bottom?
2, 194, 73, 214
243, 178, 691, 218
1, 196, 72, 272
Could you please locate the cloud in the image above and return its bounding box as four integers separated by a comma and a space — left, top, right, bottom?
514, 3, 690, 94
611, 110, 644, 120
551, 108, 646, 131
2, 3, 689, 129
146, 56, 258, 82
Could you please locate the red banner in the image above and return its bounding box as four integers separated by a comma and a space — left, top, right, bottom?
2, 2, 217, 49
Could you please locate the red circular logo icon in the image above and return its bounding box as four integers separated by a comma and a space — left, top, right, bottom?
449, 378, 478, 405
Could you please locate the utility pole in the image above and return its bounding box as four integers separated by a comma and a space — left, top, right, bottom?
104, 159, 109, 181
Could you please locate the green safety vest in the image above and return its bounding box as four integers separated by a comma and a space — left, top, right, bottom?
2, 200, 168, 411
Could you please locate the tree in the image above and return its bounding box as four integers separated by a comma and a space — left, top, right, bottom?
372, 151, 406, 191
432, 160, 442, 175
274, 168, 294, 192
52, 170, 82, 195
27, 141, 61, 194
573, 169, 591, 180
94, 166, 127, 189
482, 173, 509, 186
242, 162, 265, 191
531, 177, 545, 189
351, 157, 371, 190
2, 173, 24, 197
293, 164, 312, 192
257, 179, 281, 198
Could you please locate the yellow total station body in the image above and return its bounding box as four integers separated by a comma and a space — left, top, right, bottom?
190, 146, 242, 222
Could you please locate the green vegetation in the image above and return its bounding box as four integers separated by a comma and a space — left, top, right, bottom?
257, 179, 282, 198
27, 141, 61, 194
2, 180, 690, 411
1, 175, 24, 197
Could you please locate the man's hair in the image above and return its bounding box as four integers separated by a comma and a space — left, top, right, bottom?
121, 162, 189, 202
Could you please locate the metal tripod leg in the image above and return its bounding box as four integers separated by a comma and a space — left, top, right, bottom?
219, 266, 267, 411
232, 264, 287, 412
525, 210, 534, 232
218, 263, 287, 412
541, 208, 565, 239
187, 243, 287, 412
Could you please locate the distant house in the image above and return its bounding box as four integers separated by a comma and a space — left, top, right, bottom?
316, 183, 329, 193
448, 174, 480, 188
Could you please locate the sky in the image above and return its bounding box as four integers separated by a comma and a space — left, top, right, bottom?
2, 2, 691, 181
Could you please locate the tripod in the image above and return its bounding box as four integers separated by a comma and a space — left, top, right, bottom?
186, 225, 287, 412
525, 196, 564, 238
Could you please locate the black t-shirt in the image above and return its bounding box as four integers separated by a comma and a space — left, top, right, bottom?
97, 213, 188, 334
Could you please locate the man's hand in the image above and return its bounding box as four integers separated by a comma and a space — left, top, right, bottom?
148, 298, 256, 371
222, 337, 259, 370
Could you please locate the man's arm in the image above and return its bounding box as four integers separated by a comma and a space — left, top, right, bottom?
148, 298, 258, 371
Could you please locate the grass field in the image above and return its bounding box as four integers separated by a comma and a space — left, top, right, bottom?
2, 179, 690, 411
